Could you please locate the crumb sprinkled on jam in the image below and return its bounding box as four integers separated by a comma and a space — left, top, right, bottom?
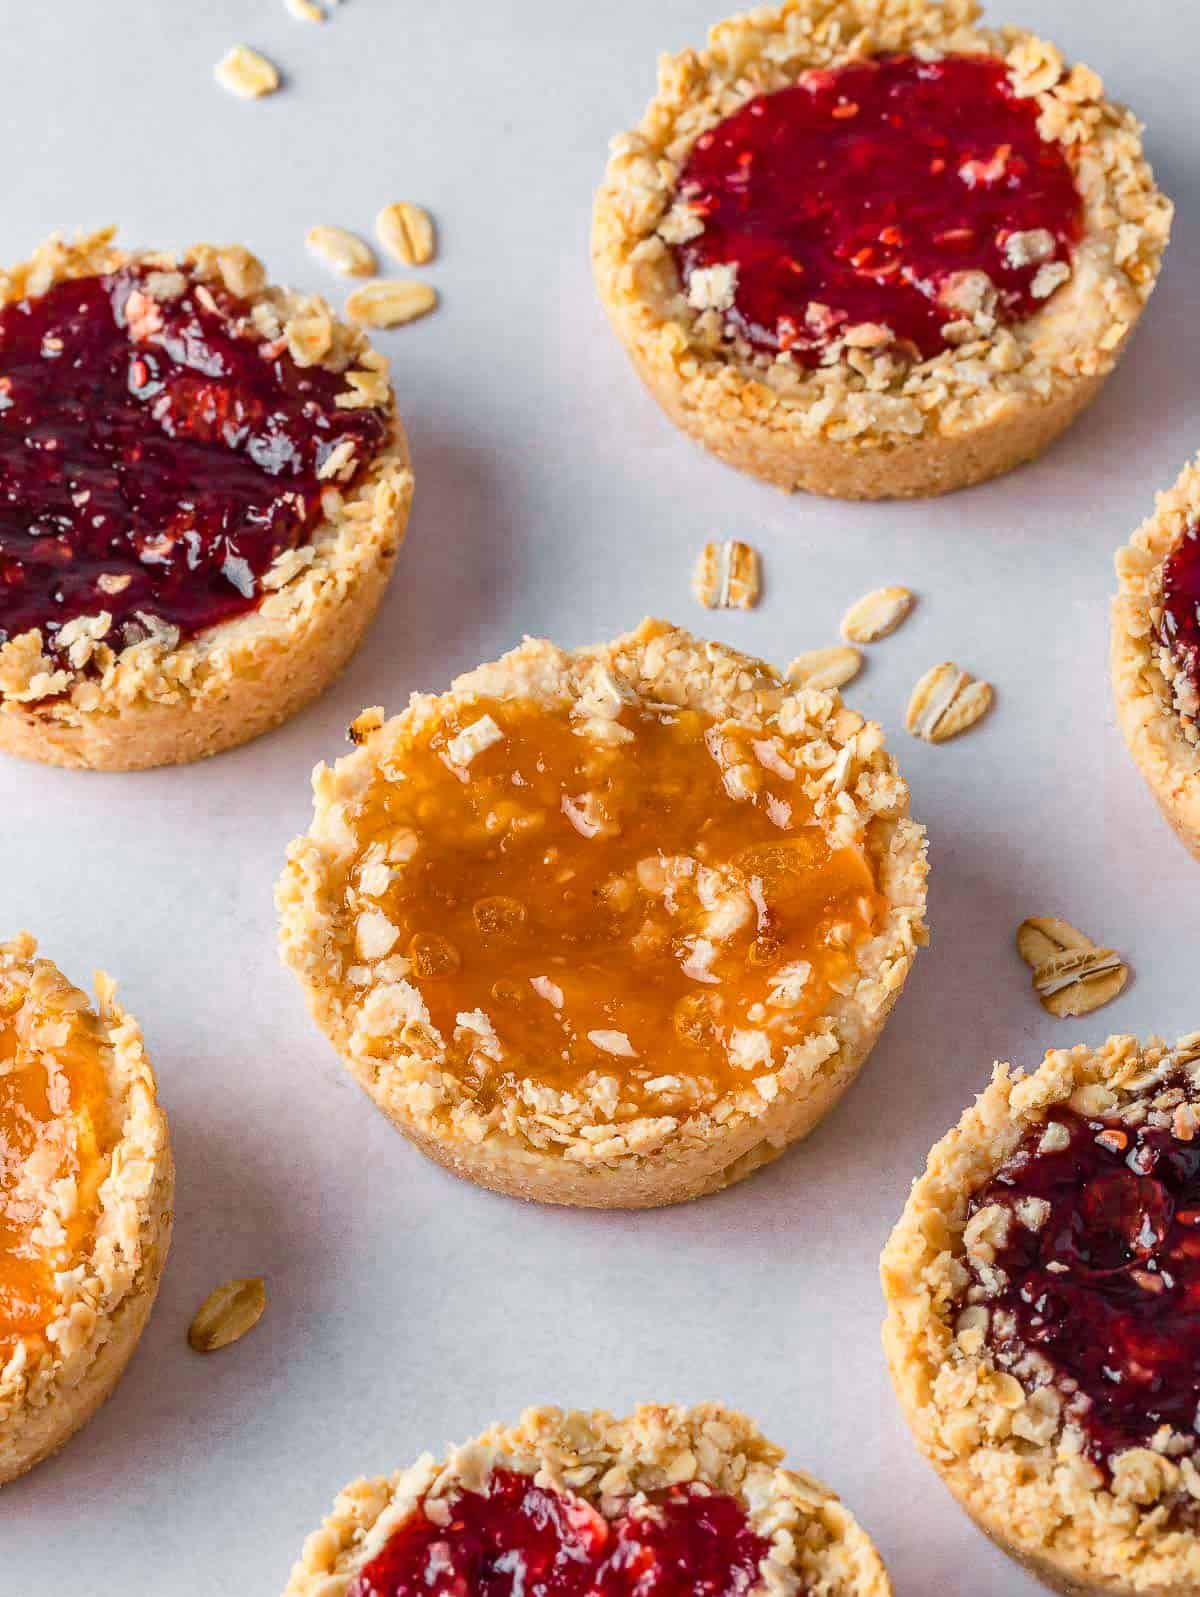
961, 1082, 1200, 1472
342, 695, 883, 1117
0, 265, 388, 663
0, 976, 114, 1359
673, 53, 1081, 363
1160, 522, 1200, 719
351, 1469, 774, 1597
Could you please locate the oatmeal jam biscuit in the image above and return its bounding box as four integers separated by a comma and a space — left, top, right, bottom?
0, 934, 172, 1485
277, 619, 927, 1208
1112, 454, 1200, 861
592, 0, 1171, 499
883, 1033, 1200, 1596
0, 229, 413, 769
283, 1404, 892, 1597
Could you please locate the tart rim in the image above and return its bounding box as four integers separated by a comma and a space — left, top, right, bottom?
591, 0, 1172, 499
881, 1031, 1200, 1596
0, 931, 173, 1485
1112, 452, 1200, 862
0, 229, 414, 770
276, 618, 928, 1208
282, 1402, 893, 1597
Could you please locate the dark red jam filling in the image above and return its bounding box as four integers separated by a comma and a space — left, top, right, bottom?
964, 1088, 1200, 1471
1160, 522, 1200, 713
673, 53, 1081, 363
0, 265, 388, 662
350, 1469, 776, 1597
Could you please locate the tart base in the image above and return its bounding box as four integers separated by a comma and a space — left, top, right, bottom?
607, 313, 1107, 499
326, 971, 908, 1208
1111, 453, 1200, 862
0, 1153, 173, 1486
882, 1034, 1200, 1597
279, 619, 928, 1211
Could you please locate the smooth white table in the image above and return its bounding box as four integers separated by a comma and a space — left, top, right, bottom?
2, 2, 1197, 1591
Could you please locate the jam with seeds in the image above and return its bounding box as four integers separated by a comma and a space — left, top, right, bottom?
351, 1470, 775, 1597
346, 695, 884, 1114
963, 1086, 1200, 1471
0, 265, 388, 663
1160, 522, 1200, 717
673, 53, 1081, 363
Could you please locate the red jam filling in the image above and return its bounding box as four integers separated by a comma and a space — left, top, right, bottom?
0, 265, 388, 662
965, 1093, 1200, 1470
673, 53, 1081, 363
1160, 522, 1200, 714
350, 1470, 775, 1597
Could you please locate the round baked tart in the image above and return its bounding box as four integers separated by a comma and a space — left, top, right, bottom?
592, 0, 1171, 501
0, 229, 413, 770
1112, 454, 1200, 861
277, 619, 927, 1208
881, 1032, 1200, 1596
0, 933, 172, 1485
283, 1403, 892, 1597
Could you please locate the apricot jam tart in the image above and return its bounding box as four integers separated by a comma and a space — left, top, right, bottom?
593, 0, 1171, 498
883, 1034, 1200, 1596
1113, 454, 1200, 863
283, 1405, 894, 1597
0, 934, 171, 1486
0, 230, 413, 771
278, 622, 927, 1208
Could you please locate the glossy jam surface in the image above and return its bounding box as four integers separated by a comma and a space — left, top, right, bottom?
347, 696, 883, 1113
351, 1470, 773, 1597
1160, 522, 1200, 711
965, 1091, 1200, 1469
0, 266, 388, 660
673, 53, 1081, 363
0, 977, 114, 1360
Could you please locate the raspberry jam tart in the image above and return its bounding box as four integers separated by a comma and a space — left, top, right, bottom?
283, 1406, 893, 1597
593, 0, 1171, 499
278, 621, 927, 1209
0, 230, 413, 771
0, 934, 172, 1486
883, 1034, 1200, 1597
1112, 454, 1200, 862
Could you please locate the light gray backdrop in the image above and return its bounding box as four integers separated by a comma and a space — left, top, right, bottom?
1, 1, 1197, 1591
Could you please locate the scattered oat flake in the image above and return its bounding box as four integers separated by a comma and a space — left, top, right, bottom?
377, 203, 437, 267
214, 45, 280, 99
188, 1277, 266, 1352
306, 225, 376, 278
692, 540, 760, 610
284, 0, 325, 18
840, 586, 914, 643
1016, 915, 1129, 1019
587, 1030, 638, 1058
906, 661, 992, 743
345, 279, 438, 329
785, 645, 862, 692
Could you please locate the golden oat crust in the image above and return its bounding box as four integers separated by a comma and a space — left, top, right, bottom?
881, 1033, 1200, 1597
0, 229, 414, 771
0, 933, 173, 1486
283, 1403, 892, 1597
276, 618, 928, 1209
1111, 454, 1200, 861
592, 0, 1172, 500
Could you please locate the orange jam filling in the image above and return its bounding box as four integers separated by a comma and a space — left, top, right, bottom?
0, 978, 114, 1361
348, 695, 885, 1114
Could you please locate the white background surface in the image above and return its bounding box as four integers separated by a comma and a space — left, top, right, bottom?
1, 2, 1197, 1592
